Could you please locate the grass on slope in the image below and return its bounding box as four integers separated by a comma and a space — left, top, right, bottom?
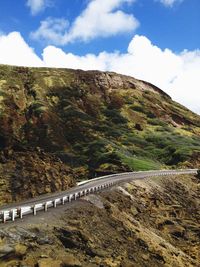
118, 153, 163, 171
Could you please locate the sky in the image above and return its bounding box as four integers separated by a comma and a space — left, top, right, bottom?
0, 0, 200, 114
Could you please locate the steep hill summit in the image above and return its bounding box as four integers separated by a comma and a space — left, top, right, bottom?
0, 64, 199, 204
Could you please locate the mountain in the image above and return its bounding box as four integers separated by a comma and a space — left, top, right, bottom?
0, 64, 199, 204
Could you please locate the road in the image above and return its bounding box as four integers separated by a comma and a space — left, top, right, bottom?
0, 169, 197, 223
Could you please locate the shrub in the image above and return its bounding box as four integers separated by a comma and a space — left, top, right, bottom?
146, 112, 156, 118
104, 127, 124, 138
28, 101, 47, 117
135, 123, 143, 131
109, 92, 124, 109
167, 147, 192, 165
125, 135, 148, 147
84, 94, 102, 117
130, 105, 145, 113
104, 109, 128, 124
143, 90, 150, 95
155, 125, 172, 132
147, 118, 166, 126
63, 106, 91, 121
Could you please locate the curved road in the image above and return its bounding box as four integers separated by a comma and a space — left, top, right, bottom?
0, 169, 197, 223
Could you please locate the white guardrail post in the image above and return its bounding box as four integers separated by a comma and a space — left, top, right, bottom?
0, 169, 198, 223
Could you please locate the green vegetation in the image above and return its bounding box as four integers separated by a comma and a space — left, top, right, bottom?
0, 64, 199, 180
104, 108, 128, 124
130, 105, 145, 113
29, 101, 47, 117
147, 118, 166, 126
118, 153, 163, 171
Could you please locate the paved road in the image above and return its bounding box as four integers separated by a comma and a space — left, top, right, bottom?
0, 169, 197, 223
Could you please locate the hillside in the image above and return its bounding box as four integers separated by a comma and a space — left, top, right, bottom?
1, 174, 200, 267
0, 64, 200, 204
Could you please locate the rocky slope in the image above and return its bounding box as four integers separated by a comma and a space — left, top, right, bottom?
0, 150, 75, 205
0, 64, 200, 204
0, 173, 200, 267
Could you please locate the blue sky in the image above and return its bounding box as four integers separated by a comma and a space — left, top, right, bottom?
1, 0, 200, 53
0, 0, 200, 113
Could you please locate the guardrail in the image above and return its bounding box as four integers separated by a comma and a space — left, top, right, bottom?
0, 169, 197, 223
77, 169, 196, 186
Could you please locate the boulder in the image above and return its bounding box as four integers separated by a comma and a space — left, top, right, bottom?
37, 258, 62, 267
0, 245, 15, 258
61, 253, 82, 267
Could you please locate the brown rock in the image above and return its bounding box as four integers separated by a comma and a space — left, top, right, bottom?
120, 260, 135, 267
0, 245, 15, 258
14, 244, 27, 257
37, 258, 62, 267
60, 253, 81, 267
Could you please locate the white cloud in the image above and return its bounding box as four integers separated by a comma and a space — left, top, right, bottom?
158, 0, 183, 7
0, 32, 44, 66
30, 17, 69, 44
168, 50, 200, 114
41, 36, 200, 115
42, 46, 110, 70
26, 0, 52, 15
0, 31, 200, 114
31, 0, 139, 45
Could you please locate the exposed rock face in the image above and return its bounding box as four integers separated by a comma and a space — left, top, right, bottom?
0, 174, 200, 266
0, 64, 200, 204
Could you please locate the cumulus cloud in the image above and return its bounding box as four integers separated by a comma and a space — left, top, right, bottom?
31, 0, 139, 45
157, 0, 183, 7
0, 32, 43, 66
169, 50, 200, 114
26, 0, 52, 15
0, 31, 199, 114
30, 17, 69, 44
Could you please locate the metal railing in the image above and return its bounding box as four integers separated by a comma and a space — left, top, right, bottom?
0, 169, 197, 223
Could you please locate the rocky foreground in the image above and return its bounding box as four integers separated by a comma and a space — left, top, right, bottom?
0, 173, 200, 267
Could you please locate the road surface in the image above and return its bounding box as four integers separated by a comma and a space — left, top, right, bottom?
0, 169, 197, 223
